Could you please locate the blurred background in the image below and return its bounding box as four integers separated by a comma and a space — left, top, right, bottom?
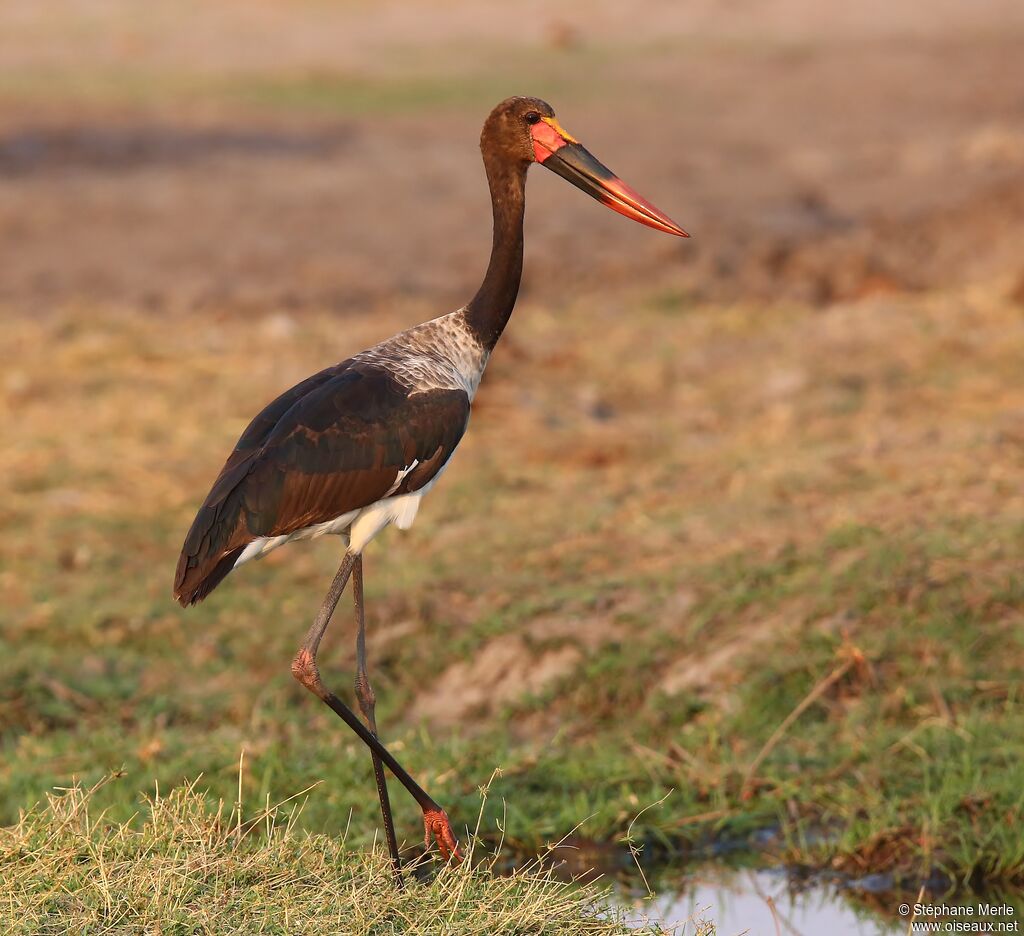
3, 1, 1024, 930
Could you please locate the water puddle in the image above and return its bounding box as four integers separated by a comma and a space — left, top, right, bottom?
610, 865, 1024, 935
534, 838, 1022, 934
621, 866, 903, 934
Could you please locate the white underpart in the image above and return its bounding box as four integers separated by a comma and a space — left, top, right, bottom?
233, 462, 450, 569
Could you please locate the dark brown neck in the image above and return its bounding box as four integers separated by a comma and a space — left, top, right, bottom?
464, 150, 528, 351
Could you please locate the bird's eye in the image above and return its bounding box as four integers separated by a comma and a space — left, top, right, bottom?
525, 112, 541, 125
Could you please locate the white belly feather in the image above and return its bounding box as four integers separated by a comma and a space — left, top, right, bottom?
232, 463, 448, 570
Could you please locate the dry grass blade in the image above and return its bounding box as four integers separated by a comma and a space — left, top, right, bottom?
741, 648, 862, 799
0, 775, 683, 935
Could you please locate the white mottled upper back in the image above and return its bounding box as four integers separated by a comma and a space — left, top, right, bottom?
352, 308, 490, 401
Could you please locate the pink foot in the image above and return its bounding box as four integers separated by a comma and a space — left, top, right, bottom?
423, 807, 462, 863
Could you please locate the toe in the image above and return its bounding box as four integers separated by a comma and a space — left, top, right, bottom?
422, 807, 462, 863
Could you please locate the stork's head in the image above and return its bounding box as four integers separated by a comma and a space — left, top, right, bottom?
481, 96, 688, 237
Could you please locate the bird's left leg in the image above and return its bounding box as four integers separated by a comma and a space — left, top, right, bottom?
352, 555, 403, 882
290, 551, 462, 863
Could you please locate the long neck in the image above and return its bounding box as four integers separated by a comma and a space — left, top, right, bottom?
463, 151, 527, 351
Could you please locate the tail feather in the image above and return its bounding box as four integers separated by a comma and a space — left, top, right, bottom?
174, 452, 259, 606
174, 545, 245, 606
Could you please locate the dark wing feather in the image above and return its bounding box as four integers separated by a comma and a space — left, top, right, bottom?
174, 361, 470, 605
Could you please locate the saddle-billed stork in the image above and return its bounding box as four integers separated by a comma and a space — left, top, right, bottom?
174, 96, 687, 880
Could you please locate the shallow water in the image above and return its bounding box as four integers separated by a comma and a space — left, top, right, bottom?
623, 867, 903, 934
614, 865, 1024, 935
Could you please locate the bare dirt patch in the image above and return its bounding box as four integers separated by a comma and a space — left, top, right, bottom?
416, 635, 582, 726
2, 3, 1023, 315
659, 613, 798, 697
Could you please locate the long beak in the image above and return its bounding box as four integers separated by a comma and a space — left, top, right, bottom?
533, 119, 688, 237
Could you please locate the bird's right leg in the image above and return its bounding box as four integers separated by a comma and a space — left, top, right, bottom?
351, 555, 403, 883
290, 551, 461, 864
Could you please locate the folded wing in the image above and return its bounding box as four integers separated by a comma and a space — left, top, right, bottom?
174, 361, 470, 605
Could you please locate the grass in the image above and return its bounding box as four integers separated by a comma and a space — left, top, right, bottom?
0, 774, 689, 935
0, 66, 542, 117
4, 3, 1024, 928
0, 39, 628, 117
0, 16, 809, 119
3, 282, 1024, 905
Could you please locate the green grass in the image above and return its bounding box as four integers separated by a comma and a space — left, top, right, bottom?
0, 44, 606, 116
4, 513, 1024, 890
0, 33, 807, 116
0, 776, 687, 935
0, 67, 532, 116
4, 288, 1024, 899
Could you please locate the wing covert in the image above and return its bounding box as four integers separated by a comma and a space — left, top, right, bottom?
174, 361, 470, 605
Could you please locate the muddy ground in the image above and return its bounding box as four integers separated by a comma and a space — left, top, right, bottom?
2, 0, 1024, 318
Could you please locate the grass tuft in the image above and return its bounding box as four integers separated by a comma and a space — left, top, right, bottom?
0, 774, 692, 935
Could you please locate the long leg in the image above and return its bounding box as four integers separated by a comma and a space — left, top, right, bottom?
352, 555, 403, 883
290, 550, 461, 863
